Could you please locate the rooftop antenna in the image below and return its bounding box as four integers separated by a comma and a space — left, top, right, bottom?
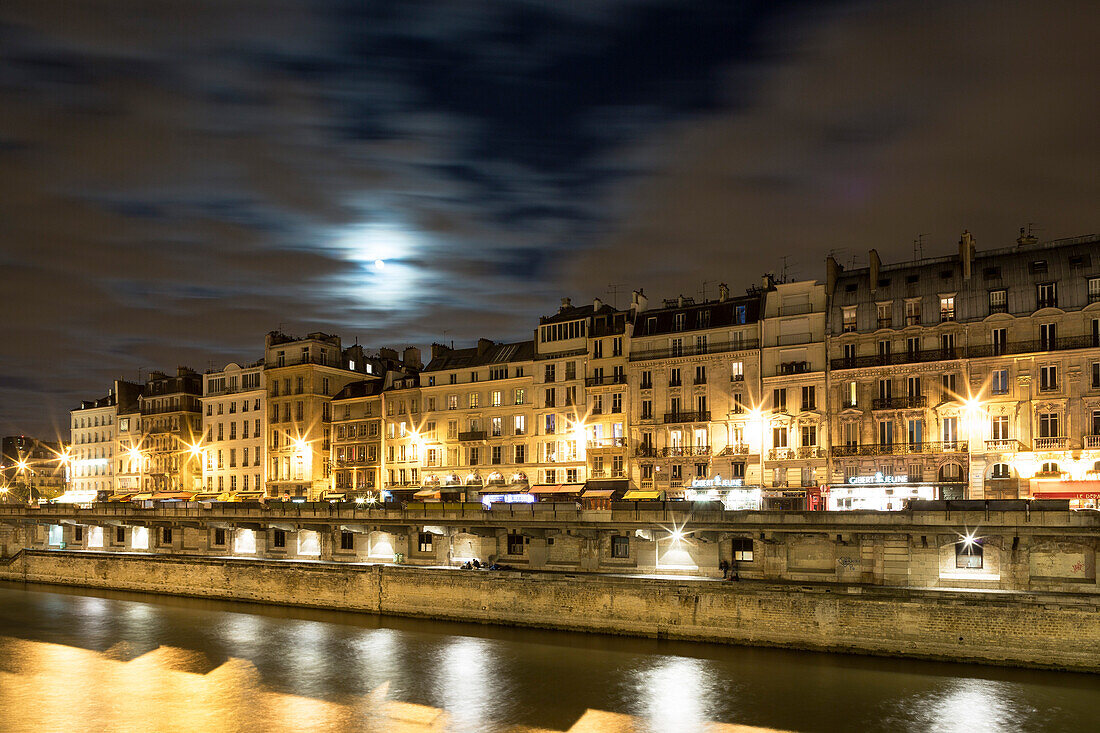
606, 283, 627, 309
698, 280, 716, 301
913, 233, 929, 261
779, 256, 791, 283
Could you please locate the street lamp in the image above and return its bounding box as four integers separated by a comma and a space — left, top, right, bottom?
963, 394, 985, 499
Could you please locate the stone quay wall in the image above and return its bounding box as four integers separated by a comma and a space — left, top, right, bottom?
3, 503, 1099, 595
1, 548, 1098, 672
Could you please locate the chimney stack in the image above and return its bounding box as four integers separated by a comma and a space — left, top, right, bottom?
560, 297, 572, 312
593, 297, 603, 311
718, 283, 729, 302
868, 249, 881, 292
402, 346, 422, 369
477, 338, 493, 355
959, 230, 975, 281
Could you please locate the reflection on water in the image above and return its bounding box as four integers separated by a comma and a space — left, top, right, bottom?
0, 581, 1096, 732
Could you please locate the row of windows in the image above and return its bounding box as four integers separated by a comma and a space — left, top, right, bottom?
205, 447, 261, 470
842, 278, 1100, 330
270, 376, 331, 397
204, 420, 262, 441
205, 399, 261, 416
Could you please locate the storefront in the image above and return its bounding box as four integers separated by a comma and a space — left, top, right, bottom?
1028, 479, 1100, 510
827, 473, 937, 511
684, 475, 763, 510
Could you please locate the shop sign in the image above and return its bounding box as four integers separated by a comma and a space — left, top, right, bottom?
849, 472, 908, 485
690, 474, 743, 488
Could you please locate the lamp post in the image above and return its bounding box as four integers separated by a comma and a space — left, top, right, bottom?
963, 396, 985, 499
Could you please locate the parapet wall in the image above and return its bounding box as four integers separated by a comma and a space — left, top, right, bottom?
2, 549, 1097, 672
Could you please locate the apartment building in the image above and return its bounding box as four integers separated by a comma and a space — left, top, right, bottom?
579, 298, 631, 498
535, 299, 627, 500
826, 231, 1100, 509
1, 436, 65, 501
138, 368, 202, 493
330, 381, 384, 499
628, 285, 764, 505
200, 361, 266, 497
419, 339, 536, 502
381, 376, 423, 500
263, 332, 378, 500
760, 278, 829, 508
70, 379, 142, 497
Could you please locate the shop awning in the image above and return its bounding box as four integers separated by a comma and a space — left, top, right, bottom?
414, 488, 441, 499
151, 492, 195, 501
582, 489, 616, 498
232, 492, 266, 502
321, 492, 347, 500
529, 484, 584, 494
622, 490, 661, 500
105, 494, 133, 502
130, 493, 153, 501
194, 492, 229, 502
480, 483, 529, 494
1030, 480, 1100, 500
585, 479, 629, 491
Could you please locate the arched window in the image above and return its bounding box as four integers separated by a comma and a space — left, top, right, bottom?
939, 463, 963, 482
991, 463, 1011, 479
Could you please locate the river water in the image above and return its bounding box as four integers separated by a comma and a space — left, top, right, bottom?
0, 582, 1095, 732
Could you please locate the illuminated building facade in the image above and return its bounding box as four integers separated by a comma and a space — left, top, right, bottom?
760, 278, 829, 508
418, 339, 537, 502
628, 285, 764, 504
200, 361, 266, 496
826, 231, 1100, 509
263, 332, 368, 500
1, 436, 65, 501
138, 368, 202, 492
330, 380, 384, 499
69, 380, 142, 497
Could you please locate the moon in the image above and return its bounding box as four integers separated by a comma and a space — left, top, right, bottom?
374, 259, 385, 270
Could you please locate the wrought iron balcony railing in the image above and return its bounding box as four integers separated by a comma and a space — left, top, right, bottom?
872, 395, 928, 410
832, 335, 1100, 370
663, 410, 711, 424
831, 441, 968, 457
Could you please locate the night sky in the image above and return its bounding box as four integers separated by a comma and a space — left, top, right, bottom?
1, 1, 1097, 440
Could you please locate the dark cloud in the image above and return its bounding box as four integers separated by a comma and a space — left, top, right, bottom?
0, 0, 1097, 437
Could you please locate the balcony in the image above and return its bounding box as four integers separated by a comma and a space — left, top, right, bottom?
767, 448, 792, 460
584, 374, 627, 387
1034, 436, 1068, 450
693, 377, 707, 385
640, 382, 653, 390
985, 439, 1027, 452
730, 374, 744, 382
668, 380, 683, 388
635, 446, 657, 457
872, 395, 928, 410
832, 335, 1100, 370
587, 437, 628, 449
841, 399, 858, 409
630, 338, 760, 362
831, 441, 968, 457
877, 318, 892, 330
719, 443, 750, 456
1085, 435, 1100, 449
663, 410, 711, 424
457, 430, 487, 442
797, 446, 825, 459
660, 445, 711, 457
